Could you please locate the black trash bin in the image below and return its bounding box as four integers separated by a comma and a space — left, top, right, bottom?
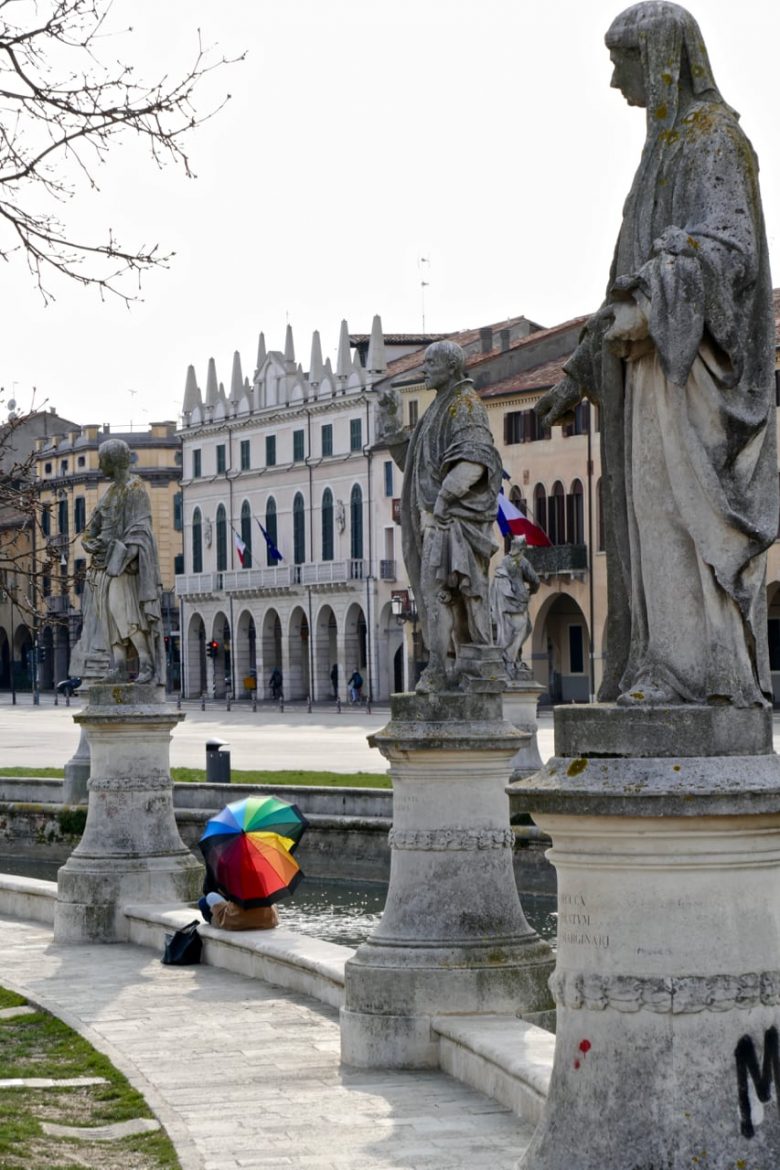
205, 738, 231, 783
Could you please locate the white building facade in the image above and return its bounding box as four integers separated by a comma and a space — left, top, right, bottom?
176, 317, 418, 702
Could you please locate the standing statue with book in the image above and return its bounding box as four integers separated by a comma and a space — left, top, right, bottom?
82, 438, 165, 684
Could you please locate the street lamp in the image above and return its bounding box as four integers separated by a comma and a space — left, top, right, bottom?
391, 589, 421, 690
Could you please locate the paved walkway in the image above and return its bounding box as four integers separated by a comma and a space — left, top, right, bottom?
0, 915, 535, 1170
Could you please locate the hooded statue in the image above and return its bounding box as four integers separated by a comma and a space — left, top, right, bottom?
538, 2, 777, 707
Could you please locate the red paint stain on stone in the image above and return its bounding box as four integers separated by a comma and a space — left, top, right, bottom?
573, 1059, 581, 1070
579, 1039, 592, 1054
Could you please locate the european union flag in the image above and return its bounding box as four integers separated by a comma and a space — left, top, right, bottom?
256, 518, 283, 563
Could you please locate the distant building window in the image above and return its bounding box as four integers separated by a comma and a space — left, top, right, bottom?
266, 435, 276, 467
174, 553, 184, 576
349, 418, 362, 452
504, 410, 550, 444
240, 499, 253, 568
60, 459, 68, 474
322, 488, 334, 561
74, 497, 86, 533
58, 498, 68, 535
549, 482, 565, 545
293, 429, 305, 462
321, 424, 333, 457
192, 508, 203, 573
77, 455, 85, 468
74, 558, 86, 596
216, 504, 227, 571
192, 449, 202, 478
566, 479, 584, 545
216, 444, 226, 474
350, 484, 363, 560
265, 498, 279, 565
240, 439, 250, 470
384, 461, 393, 497
44, 462, 52, 474
41, 505, 51, 536
293, 493, 306, 564
173, 492, 183, 532
563, 401, 590, 438
408, 400, 419, 428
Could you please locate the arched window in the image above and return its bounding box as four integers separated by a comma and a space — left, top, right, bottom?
350, 484, 363, 561
240, 500, 252, 569
265, 497, 279, 566
321, 488, 334, 561
509, 485, 525, 512
597, 478, 605, 552
533, 483, 547, 538
293, 493, 306, 565
549, 482, 565, 545
216, 504, 227, 571
567, 479, 584, 545
192, 508, 203, 573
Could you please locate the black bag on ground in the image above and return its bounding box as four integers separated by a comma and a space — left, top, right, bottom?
161, 920, 202, 966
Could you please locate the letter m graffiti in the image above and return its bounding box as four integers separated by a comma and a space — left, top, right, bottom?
735, 1026, 780, 1139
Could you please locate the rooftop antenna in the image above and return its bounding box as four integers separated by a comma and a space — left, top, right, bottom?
418, 257, 430, 333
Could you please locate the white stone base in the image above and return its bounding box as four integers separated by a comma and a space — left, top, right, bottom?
514, 738, 780, 1170
502, 679, 544, 780
55, 683, 202, 943
341, 689, 554, 1068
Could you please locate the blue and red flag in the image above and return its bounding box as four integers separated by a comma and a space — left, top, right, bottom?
496, 492, 551, 547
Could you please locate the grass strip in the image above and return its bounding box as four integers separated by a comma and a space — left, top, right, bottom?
0, 765, 391, 788
0, 987, 180, 1170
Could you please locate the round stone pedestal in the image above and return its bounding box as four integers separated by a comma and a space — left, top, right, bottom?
502, 678, 544, 780
340, 689, 554, 1069
511, 704, 780, 1169
55, 682, 202, 943
62, 726, 90, 805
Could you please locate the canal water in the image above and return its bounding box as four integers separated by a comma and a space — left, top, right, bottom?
1, 857, 557, 949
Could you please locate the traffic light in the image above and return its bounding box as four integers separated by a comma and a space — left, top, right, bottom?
207, 640, 219, 659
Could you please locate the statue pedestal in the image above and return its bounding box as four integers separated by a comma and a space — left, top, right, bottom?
340, 685, 554, 1069
510, 704, 780, 1169
502, 676, 545, 780
55, 683, 202, 943
62, 726, 90, 805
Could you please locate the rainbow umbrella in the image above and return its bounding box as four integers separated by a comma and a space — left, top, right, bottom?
199, 796, 308, 908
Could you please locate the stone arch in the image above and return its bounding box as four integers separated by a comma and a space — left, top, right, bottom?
314, 603, 338, 702
210, 610, 231, 697
287, 605, 310, 699
0, 626, 9, 689
186, 611, 207, 697
533, 591, 590, 704
261, 608, 282, 696
378, 598, 405, 698
344, 602, 367, 682
235, 608, 257, 697
767, 581, 780, 703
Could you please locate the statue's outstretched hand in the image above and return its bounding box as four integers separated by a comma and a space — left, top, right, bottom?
535, 375, 582, 430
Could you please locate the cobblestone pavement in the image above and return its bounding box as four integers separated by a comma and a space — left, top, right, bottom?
0, 916, 535, 1170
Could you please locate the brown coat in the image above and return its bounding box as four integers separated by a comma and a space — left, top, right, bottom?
210, 901, 279, 931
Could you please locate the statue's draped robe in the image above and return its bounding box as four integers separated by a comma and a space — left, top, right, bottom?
566, 11, 776, 705
399, 379, 501, 649
89, 476, 165, 679
491, 554, 539, 666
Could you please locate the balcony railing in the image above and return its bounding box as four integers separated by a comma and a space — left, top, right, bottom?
526, 544, 588, 575
176, 559, 370, 597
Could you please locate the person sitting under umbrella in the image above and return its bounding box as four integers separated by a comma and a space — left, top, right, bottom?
198, 795, 308, 932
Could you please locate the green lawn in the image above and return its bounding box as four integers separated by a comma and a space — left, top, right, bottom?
0, 765, 391, 788
0, 988, 180, 1170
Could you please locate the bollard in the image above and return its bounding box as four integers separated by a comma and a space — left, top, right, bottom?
279, 697, 284, 713
201, 692, 206, 712
307, 694, 312, 714
336, 698, 342, 714
252, 695, 257, 713
54, 692, 59, 707
176, 693, 181, 710
65, 692, 70, 708
367, 700, 372, 715
226, 693, 231, 711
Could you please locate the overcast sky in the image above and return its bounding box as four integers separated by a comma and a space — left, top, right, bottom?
2, 0, 778, 429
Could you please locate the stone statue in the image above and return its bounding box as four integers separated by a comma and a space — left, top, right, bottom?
379, 340, 502, 692
536, 1, 777, 708
81, 439, 165, 684
491, 536, 540, 679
